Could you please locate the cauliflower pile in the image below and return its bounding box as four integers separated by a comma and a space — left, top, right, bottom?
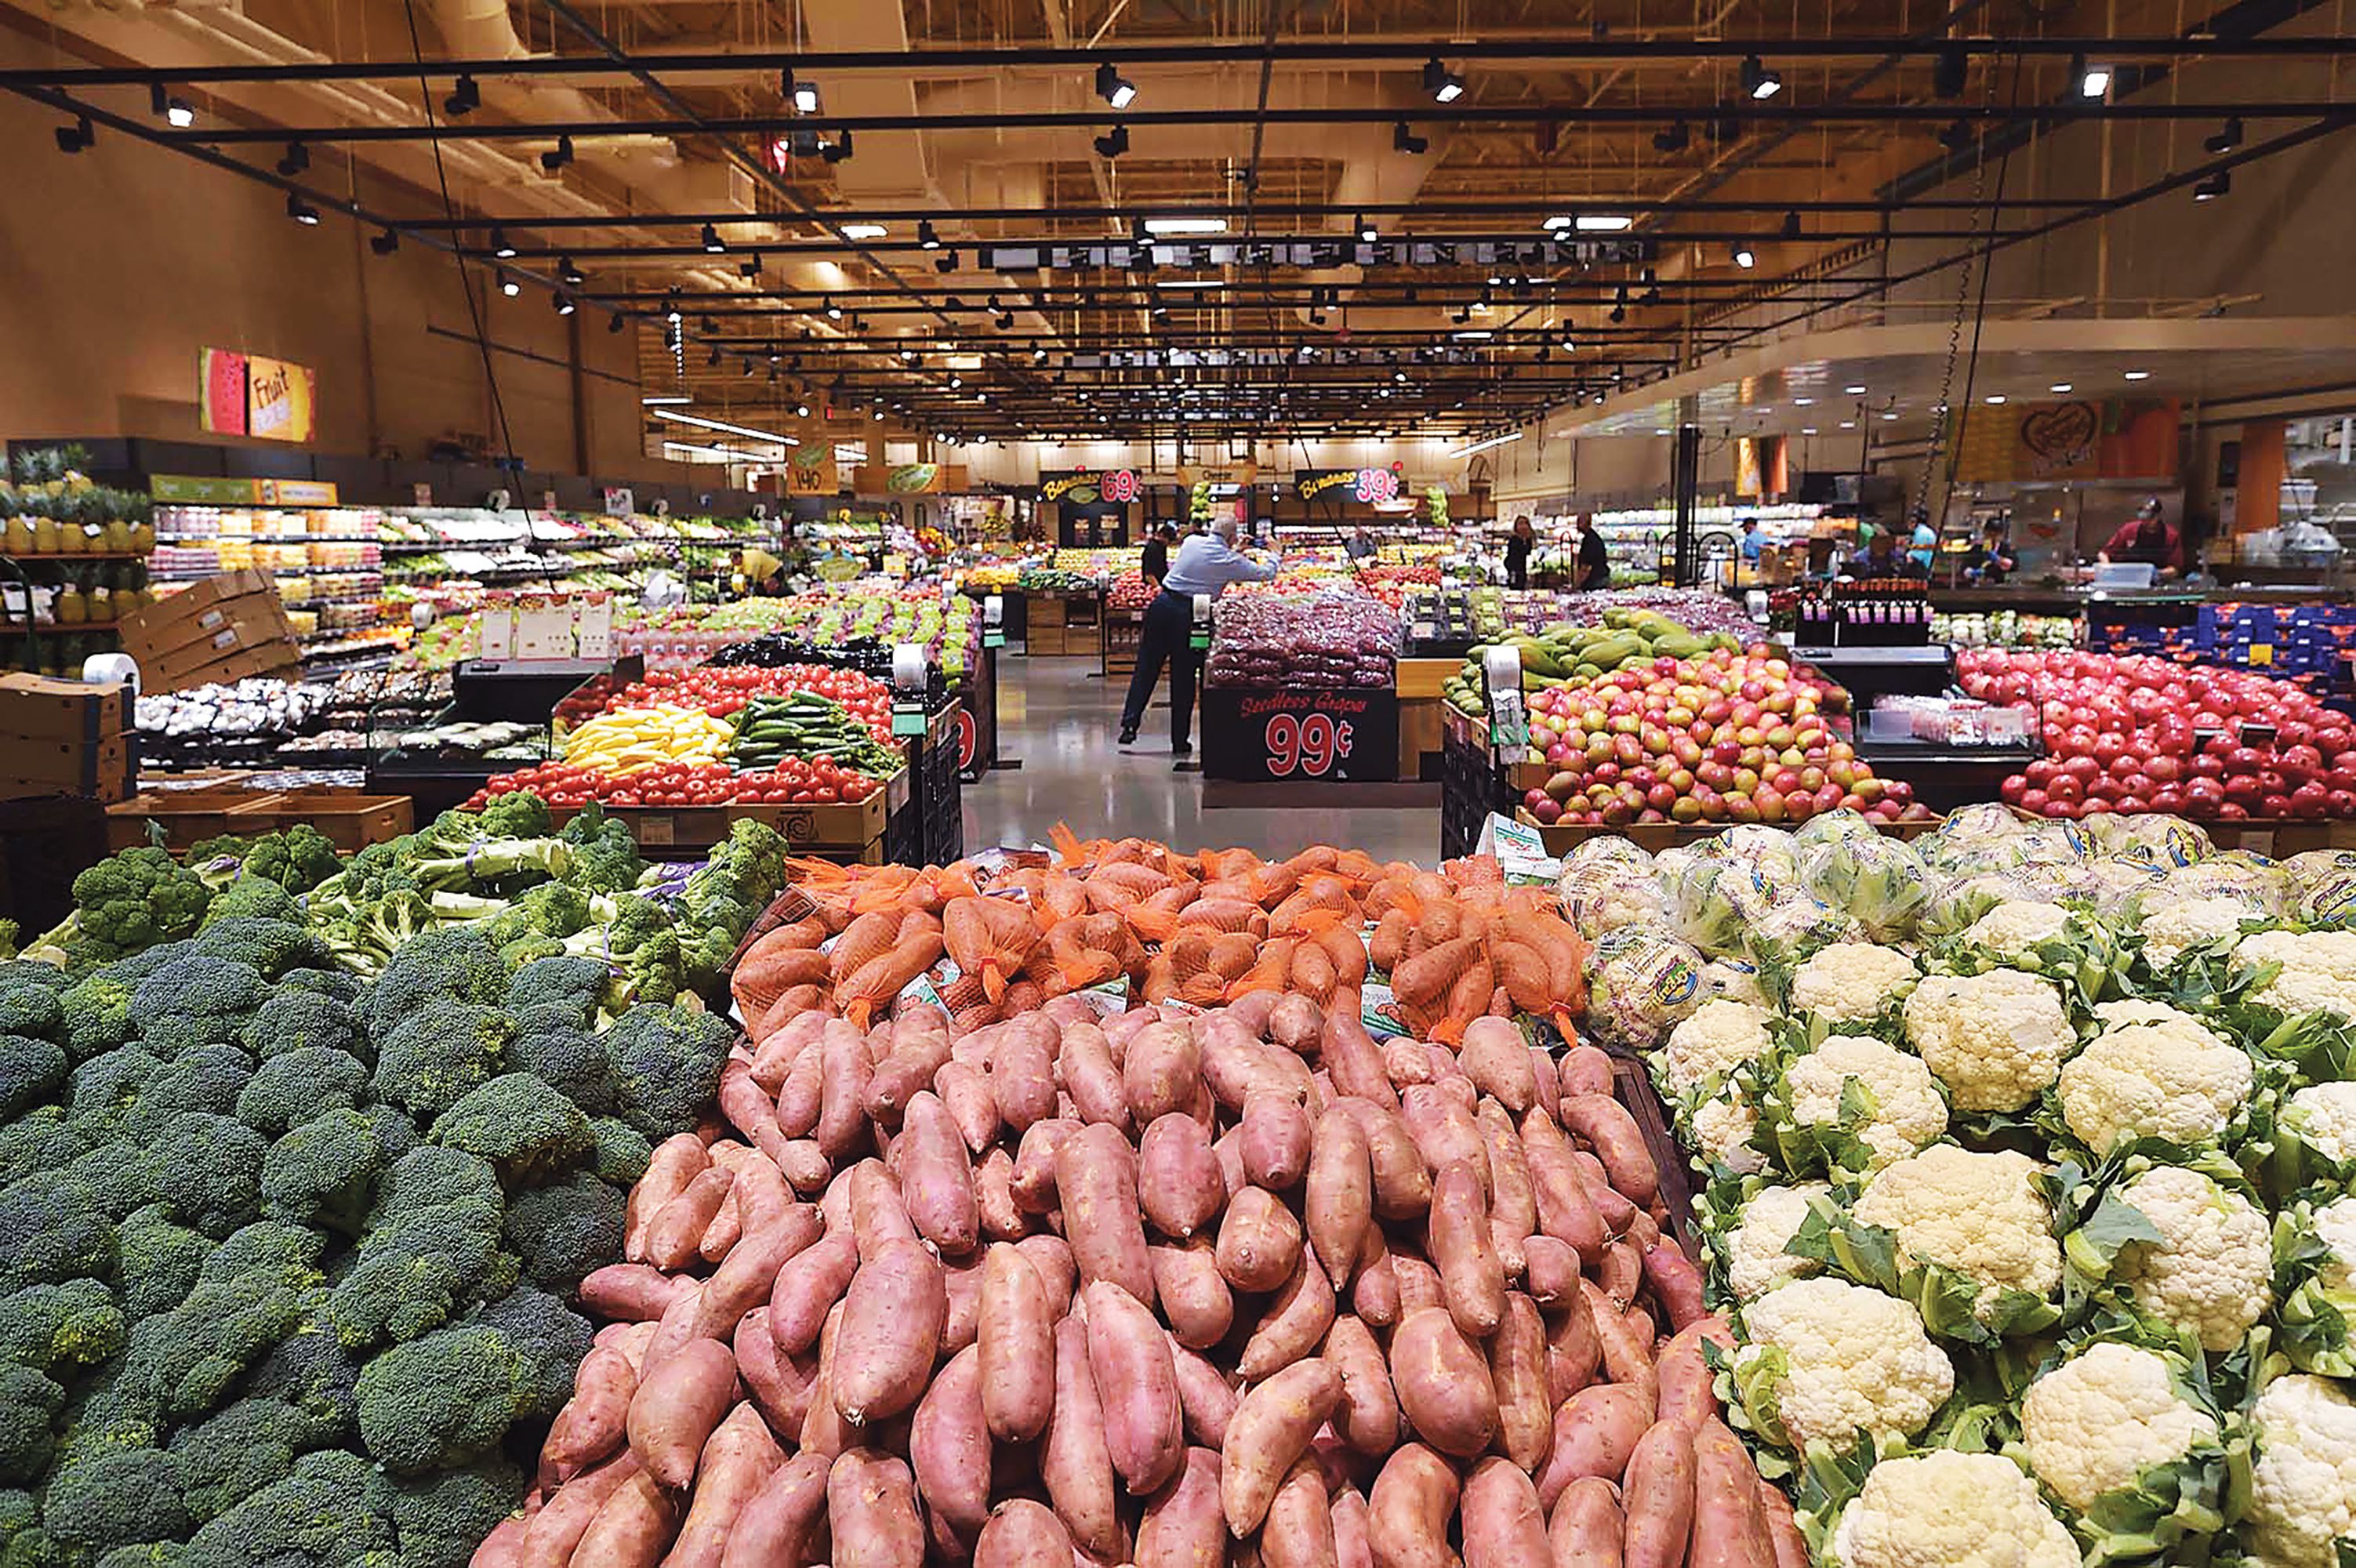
1770, 1033, 1948, 1175
1658, 999, 1773, 1098
2053, 1007, 2253, 1154
2234, 928, 2356, 1020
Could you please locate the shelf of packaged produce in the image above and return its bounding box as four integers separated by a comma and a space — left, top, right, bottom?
297, 626, 398, 644
0, 550, 155, 561
280, 591, 391, 609
380, 535, 682, 553
0, 618, 121, 633
302, 641, 406, 662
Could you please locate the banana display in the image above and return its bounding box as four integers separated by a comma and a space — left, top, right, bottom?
728, 691, 903, 775
559, 705, 737, 774
1440, 608, 1742, 716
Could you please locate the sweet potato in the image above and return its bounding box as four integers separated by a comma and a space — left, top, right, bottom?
1559, 1093, 1658, 1204
868, 1025, 957, 1125
1150, 1236, 1235, 1351
1530, 1047, 1562, 1120
1519, 1109, 1608, 1260
1522, 1235, 1581, 1305
1323, 1313, 1400, 1457
766, 1229, 858, 1356
1400, 1087, 1489, 1197
544, 1341, 638, 1471
519, 1452, 640, 1568
1345, 1100, 1432, 1220
833, 1239, 947, 1425
847, 1157, 919, 1259
896, 1092, 981, 1256
975, 1498, 1077, 1568
1427, 1159, 1505, 1337
975, 1146, 1026, 1241
1534, 1385, 1653, 1511
1216, 1185, 1305, 1293
1011, 1117, 1076, 1214
719, 1060, 787, 1166
910, 1344, 993, 1542
989, 1017, 1059, 1131
798, 1301, 851, 1459
1487, 1294, 1552, 1473
473, 1512, 529, 1568
1367, 1443, 1461, 1568
1058, 1121, 1156, 1304
1459, 1457, 1549, 1568
1559, 1043, 1615, 1098
1124, 1020, 1203, 1125
1136, 1446, 1225, 1568
1220, 1357, 1343, 1535
1081, 1279, 1185, 1494
935, 1058, 1002, 1153
1268, 993, 1323, 1052
1015, 1232, 1078, 1317
666, 1405, 782, 1568
625, 1135, 709, 1262
1172, 1341, 1238, 1450
1389, 1253, 1445, 1318
1687, 1419, 1776, 1568
720, 1457, 829, 1568
1060, 1018, 1131, 1130
775, 1040, 828, 1140
1621, 1419, 1697, 1568
1458, 1019, 1537, 1113
1138, 1112, 1227, 1240
826, 1448, 926, 1568
1385, 1040, 1438, 1089
570, 1468, 680, 1568
1388, 1308, 1496, 1460
773, 1138, 830, 1195
1641, 1241, 1708, 1330
1656, 1315, 1737, 1429
816, 1025, 875, 1160
1583, 1280, 1659, 1410
625, 1338, 736, 1489
1351, 1238, 1400, 1327
1548, 1476, 1625, 1568
1305, 1107, 1374, 1287
1044, 1313, 1124, 1559
733, 1308, 818, 1436
1318, 1006, 1399, 1111
644, 1167, 735, 1272
978, 1243, 1058, 1443
1263, 1457, 1341, 1568
1757, 1475, 1810, 1568
1238, 1092, 1314, 1190
1570, 1152, 1640, 1233
1331, 1486, 1374, 1568
691, 1206, 824, 1341
1238, 1246, 1338, 1380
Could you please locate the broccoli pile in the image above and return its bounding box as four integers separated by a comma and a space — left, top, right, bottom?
0, 792, 781, 1568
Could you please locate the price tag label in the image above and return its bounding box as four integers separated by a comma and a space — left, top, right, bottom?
1491, 688, 1530, 763
892, 702, 928, 739
2251, 644, 2274, 666
1191, 593, 1213, 650
984, 629, 1006, 648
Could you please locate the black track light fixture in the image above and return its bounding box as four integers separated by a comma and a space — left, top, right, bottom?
701, 223, 725, 254
822, 132, 855, 164
1356, 214, 1378, 243
1095, 124, 1129, 159
444, 74, 479, 116
1422, 56, 1465, 103
370, 227, 399, 256
2205, 115, 2243, 154
150, 83, 195, 127
739, 254, 761, 281
500, 277, 521, 297
541, 135, 574, 172
2194, 168, 2231, 201
1392, 120, 1428, 154
1732, 242, 1757, 268
783, 70, 820, 114
1131, 213, 1152, 245
917, 219, 941, 249
1781, 209, 1802, 240
1933, 43, 1969, 99
1095, 61, 1138, 110
608, 312, 626, 334
276, 140, 310, 176
1939, 118, 1975, 151
554, 292, 576, 316
707, 347, 721, 367
1609, 285, 1628, 323
491, 227, 517, 259
54, 114, 93, 154
1653, 118, 1691, 154
285, 191, 321, 226
935, 249, 960, 273
1740, 54, 1782, 100
560, 256, 586, 286
2072, 53, 2111, 98
824, 302, 844, 320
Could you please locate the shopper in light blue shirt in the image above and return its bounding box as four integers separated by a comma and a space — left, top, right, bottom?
1120, 518, 1276, 756
1161, 524, 1280, 598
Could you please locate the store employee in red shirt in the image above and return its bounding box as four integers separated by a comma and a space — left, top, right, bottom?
2097, 498, 2181, 575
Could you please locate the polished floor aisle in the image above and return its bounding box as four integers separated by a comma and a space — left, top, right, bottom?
960, 656, 1437, 862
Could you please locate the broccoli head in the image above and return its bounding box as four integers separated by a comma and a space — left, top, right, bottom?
353, 1326, 521, 1475
115, 1207, 212, 1323
64, 1141, 166, 1224
41, 1448, 190, 1558
369, 1002, 511, 1124
0, 1037, 65, 1122
274, 969, 361, 1005
0, 1491, 39, 1567
557, 804, 643, 898
67, 1046, 163, 1138
604, 1004, 734, 1138
0, 1176, 114, 1294
50, 1360, 159, 1476
505, 1014, 613, 1117
241, 1324, 360, 1443
0, 983, 60, 1047
120, 1048, 254, 1143
364, 931, 504, 1049
180, 1449, 398, 1568
494, 937, 567, 976
379, 1460, 525, 1568
118, 1224, 324, 1421
193, 920, 331, 982
69, 852, 210, 965
129, 956, 267, 1031
56, 971, 136, 1062
434, 793, 551, 844
0, 1280, 125, 1375
372, 1146, 503, 1219
260, 1110, 383, 1239
236, 1048, 368, 1138
0, 1109, 90, 1189
240, 990, 365, 1066
479, 1287, 598, 1416
329, 1149, 510, 1353
586, 1119, 652, 1187
676, 920, 745, 995
483, 883, 593, 949
187, 827, 340, 897
147, 1115, 269, 1240
165, 1328, 361, 1526
505, 954, 606, 1022
96, 1548, 184, 1568
501, 1173, 624, 1292
0, 1365, 63, 1484
426, 1074, 591, 1186
365, 1106, 418, 1163
196, 876, 299, 932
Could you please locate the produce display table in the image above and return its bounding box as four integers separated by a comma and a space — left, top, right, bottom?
1102, 607, 1143, 683
104, 784, 413, 852
549, 775, 900, 862
1852, 735, 2042, 814
1439, 706, 1511, 860
955, 644, 999, 782
1509, 805, 1942, 855
1022, 588, 1105, 656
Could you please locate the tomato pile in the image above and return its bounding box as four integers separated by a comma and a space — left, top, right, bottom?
577, 665, 893, 742
1963, 648, 2356, 820
467, 753, 884, 810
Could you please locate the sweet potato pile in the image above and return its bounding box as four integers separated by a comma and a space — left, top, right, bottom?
478, 858, 1797, 1568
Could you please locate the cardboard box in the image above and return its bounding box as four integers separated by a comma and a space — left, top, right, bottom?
123, 594, 293, 664
0, 671, 129, 742
144, 639, 303, 695
0, 673, 134, 802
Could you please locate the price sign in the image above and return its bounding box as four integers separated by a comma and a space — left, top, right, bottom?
1198, 687, 1399, 782
1262, 711, 1356, 777
1352, 467, 1403, 505
955, 706, 978, 771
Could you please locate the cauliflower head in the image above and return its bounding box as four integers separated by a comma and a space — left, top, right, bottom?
2234, 929, 2356, 1020
1902, 970, 2077, 1113
2282, 1082, 2356, 1166
1830, 1451, 2078, 1568
1781, 1033, 1949, 1173
1725, 1182, 1829, 1301
1852, 1145, 2061, 1315
1962, 900, 2074, 957
2317, 1194, 2356, 1292
2019, 1341, 2219, 1513
1789, 942, 1922, 1024
2054, 1015, 2253, 1155
2245, 1374, 2356, 1568
1688, 1084, 1766, 1178
1661, 999, 1773, 1098
2111, 1163, 2272, 1352
2140, 895, 2263, 966
1735, 1276, 1955, 1450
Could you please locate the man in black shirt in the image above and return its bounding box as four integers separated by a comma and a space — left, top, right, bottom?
1139, 523, 1175, 589
1574, 514, 1610, 590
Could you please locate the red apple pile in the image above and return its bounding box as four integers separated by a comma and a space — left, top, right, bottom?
1962, 648, 2356, 821
1520, 644, 1926, 826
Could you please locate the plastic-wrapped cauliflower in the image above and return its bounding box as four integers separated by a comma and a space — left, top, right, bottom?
2276, 1193, 2356, 1377
2019, 1340, 2225, 1548
1719, 1181, 1830, 1301
2296, 867, 2356, 930
1788, 942, 1920, 1026
1554, 855, 1668, 941
1849, 1145, 2063, 1327
1697, 957, 1767, 1007
1762, 1033, 1948, 1177
1733, 1277, 1955, 1451
1921, 803, 2035, 871
2170, 851, 2293, 913
1719, 823, 1800, 884
2052, 1011, 2253, 1156
1585, 926, 1708, 1048
1660, 999, 1773, 1098
2102, 1163, 2272, 1352
1830, 1451, 2078, 1568
1902, 969, 2078, 1113
1673, 855, 1793, 956
1742, 896, 1865, 975
2137, 894, 2267, 967
1798, 829, 1932, 941
2243, 1374, 2356, 1568
2080, 810, 2212, 868
2234, 928, 2356, 1020
1917, 870, 2037, 943
2070, 854, 2170, 920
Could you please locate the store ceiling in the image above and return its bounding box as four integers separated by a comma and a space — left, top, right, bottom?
4, 0, 2351, 452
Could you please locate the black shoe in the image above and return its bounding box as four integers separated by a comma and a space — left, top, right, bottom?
1118, 726, 1138, 745
1172, 742, 1193, 757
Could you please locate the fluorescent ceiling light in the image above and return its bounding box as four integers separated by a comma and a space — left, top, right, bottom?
1451, 329, 1494, 340
1155, 278, 1224, 290
840, 223, 887, 240
1445, 431, 1523, 459
641, 394, 693, 406
1144, 216, 1227, 235
1541, 216, 1573, 230
1574, 214, 1633, 232
2123, 368, 2151, 380
650, 408, 800, 445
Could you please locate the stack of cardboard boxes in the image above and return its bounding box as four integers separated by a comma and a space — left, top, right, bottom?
116, 569, 300, 692
0, 671, 134, 803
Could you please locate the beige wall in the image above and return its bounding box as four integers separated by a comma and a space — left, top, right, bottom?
0, 29, 681, 483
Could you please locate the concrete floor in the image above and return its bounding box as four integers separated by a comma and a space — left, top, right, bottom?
960, 656, 1439, 863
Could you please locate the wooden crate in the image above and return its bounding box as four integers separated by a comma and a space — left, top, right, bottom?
1063, 623, 1103, 657
274, 791, 413, 851
1028, 623, 1068, 655
104, 786, 413, 853
552, 789, 891, 860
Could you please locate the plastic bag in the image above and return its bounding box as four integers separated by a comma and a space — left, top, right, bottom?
1797, 831, 1930, 942
1585, 926, 1708, 1047
1556, 855, 1668, 941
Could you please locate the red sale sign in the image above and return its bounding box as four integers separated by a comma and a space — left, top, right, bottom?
1201, 687, 1399, 782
